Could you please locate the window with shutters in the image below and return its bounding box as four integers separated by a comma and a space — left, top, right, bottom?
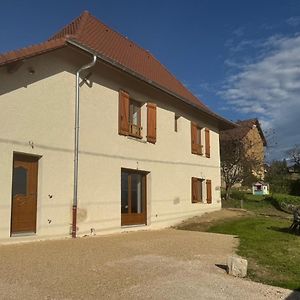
129, 100, 142, 138
191, 122, 203, 155
118, 90, 142, 139
191, 177, 204, 203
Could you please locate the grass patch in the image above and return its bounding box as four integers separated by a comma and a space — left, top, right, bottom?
270, 193, 300, 205
220, 192, 300, 290
223, 192, 300, 216
208, 216, 300, 290
180, 191, 300, 290
266, 194, 300, 211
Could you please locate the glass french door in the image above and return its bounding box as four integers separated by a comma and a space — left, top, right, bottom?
121, 169, 147, 226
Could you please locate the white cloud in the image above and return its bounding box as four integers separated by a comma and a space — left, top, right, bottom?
286, 16, 300, 27
227, 39, 254, 53
221, 34, 300, 159
232, 26, 245, 37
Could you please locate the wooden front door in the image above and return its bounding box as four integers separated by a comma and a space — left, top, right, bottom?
121, 169, 147, 226
11, 154, 39, 235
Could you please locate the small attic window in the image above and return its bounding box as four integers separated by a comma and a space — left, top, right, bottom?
175, 115, 180, 132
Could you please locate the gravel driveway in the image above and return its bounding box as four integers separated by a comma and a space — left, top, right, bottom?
0, 229, 298, 299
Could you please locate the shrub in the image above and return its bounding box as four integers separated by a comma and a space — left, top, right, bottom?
290, 179, 300, 196
229, 189, 247, 200
265, 193, 300, 213
268, 178, 291, 194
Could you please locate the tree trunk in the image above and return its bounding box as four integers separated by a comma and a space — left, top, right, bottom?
225, 185, 231, 200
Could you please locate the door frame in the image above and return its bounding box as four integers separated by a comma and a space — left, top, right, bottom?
10, 152, 41, 236
121, 168, 148, 226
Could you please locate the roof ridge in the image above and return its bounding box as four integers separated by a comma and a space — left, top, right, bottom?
237, 118, 258, 123
86, 13, 156, 56
84, 13, 207, 109
0, 11, 235, 129
74, 10, 90, 39
48, 11, 90, 41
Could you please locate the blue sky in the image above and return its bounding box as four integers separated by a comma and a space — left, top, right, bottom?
1, 0, 300, 160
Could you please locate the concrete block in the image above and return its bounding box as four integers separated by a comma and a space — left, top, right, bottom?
227, 255, 248, 277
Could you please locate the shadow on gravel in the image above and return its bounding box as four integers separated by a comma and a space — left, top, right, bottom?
215, 264, 227, 271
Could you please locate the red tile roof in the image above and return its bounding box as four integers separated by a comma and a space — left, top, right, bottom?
221, 118, 267, 146
0, 11, 235, 129
0, 38, 66, 67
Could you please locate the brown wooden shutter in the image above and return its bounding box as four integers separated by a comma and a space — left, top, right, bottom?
191, 177, 199, 203
205, 128, 210, 158
191, 122, 198, 154
119, 90, 129, 135
147, 103, 157, 143
206, 179, 212, 204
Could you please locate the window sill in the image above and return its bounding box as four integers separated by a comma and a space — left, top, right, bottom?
192, 152, 204, 156
127, 136, 147, 143
129, 133, 143, 139
11, 232, 36, 237
121, 224, 147, 229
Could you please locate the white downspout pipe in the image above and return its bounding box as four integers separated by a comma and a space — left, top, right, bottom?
72, 55, 97, 238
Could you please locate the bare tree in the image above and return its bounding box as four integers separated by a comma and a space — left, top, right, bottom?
287, 145, 300, 168
220, 135, 263, 200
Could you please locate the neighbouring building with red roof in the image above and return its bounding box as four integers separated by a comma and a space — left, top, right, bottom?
220, 118, 267, 186
0, 11, 235, 242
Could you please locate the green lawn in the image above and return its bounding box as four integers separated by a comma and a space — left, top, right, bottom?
222, 192, 300, 216
184, 192, 300, 290
208, 216, 300, 290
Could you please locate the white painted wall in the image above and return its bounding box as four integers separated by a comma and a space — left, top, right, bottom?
0, 48, 222, 241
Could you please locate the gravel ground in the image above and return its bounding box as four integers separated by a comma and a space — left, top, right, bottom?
0, 229, 299, 299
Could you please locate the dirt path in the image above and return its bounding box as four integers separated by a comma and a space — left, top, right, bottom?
0, 229, 298, 299
175, 208, 252, 231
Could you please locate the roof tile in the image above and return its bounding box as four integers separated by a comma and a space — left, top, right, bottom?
0, 11, 235, 129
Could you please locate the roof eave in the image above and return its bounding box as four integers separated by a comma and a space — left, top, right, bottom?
67, 39, 236, 130
0, 39, 67, 67
249, 119, 267, 147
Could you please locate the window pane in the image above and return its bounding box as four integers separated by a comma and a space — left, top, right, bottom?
131, 173, 143, 213
130, 101, 140, 126
13, 167, 28, 197
121, 172, 129, 213
196, 128, 201, 144
197, 180, 203, 202
132, 105, 139, 126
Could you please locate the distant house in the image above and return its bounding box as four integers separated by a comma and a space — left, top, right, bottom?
0, 11, 235, 241
220, 118, 267, 183
252, 182, 269, 195
288, 164, 300, 180
288, 164, 300, 173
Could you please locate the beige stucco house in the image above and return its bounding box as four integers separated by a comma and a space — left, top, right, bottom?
0, 11, 234, 242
